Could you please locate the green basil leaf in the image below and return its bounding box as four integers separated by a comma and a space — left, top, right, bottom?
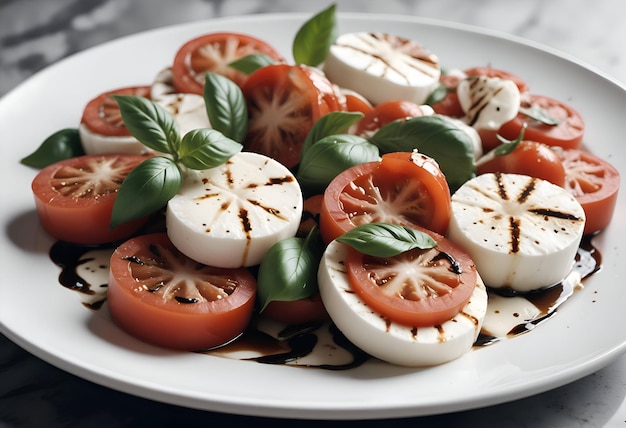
370, 115, 476, 191
203, 72, 248, 142
113, 95, 180, 155
519, 105, 560, 126
20, 128, 85, 168
179, 128, 243, 170
229, 53, 276, 75
257, 227, 325, 311
475, 125, 526, 167
301, 111, 364, 156
292, 3, 338, 66
424, 83, 449, 106
297, 134, 380, 196
337, 222, 436, 258
110, 156, 183, 228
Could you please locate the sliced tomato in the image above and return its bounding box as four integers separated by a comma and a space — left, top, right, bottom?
261, 292, 330, 324
345, 227, 477, 327
556, 148, 620, 235
172, 32, 285, 94
477, 140, 566, 186
80, 86, 151, 137
319, 151, 451, 244
31, 154, 150, 244
297, 194, 323, 237
497, 94, 585, 150
242, 64, 341, 169
108, 232, 257, 351
336, 87, 374, 116
354, 100, 428, 137
432, 66, 528, 118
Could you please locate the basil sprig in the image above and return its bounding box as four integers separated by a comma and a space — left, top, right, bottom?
257, 227, 325, 310
20, 128, 85, 168
337, 223, 437, 258
110, 72, 245, 228
292, 3, 337, 66
229, 53, 277, 75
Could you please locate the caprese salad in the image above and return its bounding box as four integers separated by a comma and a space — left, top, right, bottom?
21, 4, 620, 367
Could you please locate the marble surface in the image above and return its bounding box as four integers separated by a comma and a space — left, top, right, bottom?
1, 0, 625, 427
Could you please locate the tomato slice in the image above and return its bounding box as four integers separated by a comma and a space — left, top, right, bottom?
297, 194, 324, 237
497, 94, 585, 150
172, 32, 285, 94
80, 86, 151, 137
477, 140, 566, 187
354, 100, 429, 137
31, 154, 150, 244
557, 148, 620, 235
345, 228, 477, 327
242, 64, 341, 169
319, 151, 451, 244
261, 292, 330, 324
108, 232, 257, 351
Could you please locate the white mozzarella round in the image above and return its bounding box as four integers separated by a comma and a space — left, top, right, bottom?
457, 75, 521, 130
151, 67, 211, 136
323, 32, 441, 105
78, 123, 151, 155
448, 173, 586, 292
166, 151, 303, 268
317, 240, 488, 367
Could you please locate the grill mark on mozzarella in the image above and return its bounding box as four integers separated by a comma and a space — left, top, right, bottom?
465, 76, 505, 127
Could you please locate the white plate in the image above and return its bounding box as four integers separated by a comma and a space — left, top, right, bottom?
0, 13, 625, 420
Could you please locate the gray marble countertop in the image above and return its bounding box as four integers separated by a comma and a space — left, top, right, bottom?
1, 1, 625, 427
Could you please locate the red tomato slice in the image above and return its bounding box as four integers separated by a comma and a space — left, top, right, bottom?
345, 228, 477, 327
497, 94, 585, 150
432, 66, 528, 118
242, 64, 341, 169
336, 88, 374, 116
354, 100, 428, 136
31, 154, 150, 244
80, 86, 151, 137
556, 148, 620, 235
297, 194, 324, 237
261, 292, 330, 324
477, 140, 566, 187
319, 151, 451, 244
108, 232, 257, 351
172, 32, 285, 94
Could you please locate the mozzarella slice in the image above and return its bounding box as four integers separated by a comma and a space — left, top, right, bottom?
317, 240, 488, 367
457, 75, 520, 130
79, 124, 151, 155
166, 151, 303, 268
448, 173, 586, 292
151, 67, 212, 136
323, 32, 441, 105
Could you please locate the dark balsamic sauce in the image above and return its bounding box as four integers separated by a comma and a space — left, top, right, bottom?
48, 233, 601, 368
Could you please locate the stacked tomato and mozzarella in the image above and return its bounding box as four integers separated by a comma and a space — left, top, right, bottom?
30, 27, 619, 366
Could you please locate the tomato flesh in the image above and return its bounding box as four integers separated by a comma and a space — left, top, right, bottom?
108, 232, 257, 351
345, 228, 477, 327
557, 148, 620, 235
31, 154, 150, 244
81, 86, 151, 137
477, 140, 566, 187
320, 151, 451, 244
261, 292, 330, 324
172, 32, 284, 93
355, 100, 428, 137
242, 64, 340, 169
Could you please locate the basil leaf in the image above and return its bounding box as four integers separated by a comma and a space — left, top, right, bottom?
337, 222, 436, 258
519, 105, 560, 126
257, 227, 325, 311
21, 128, 85, 168
424, 84, 449, 106
301, 111, 364, 155
203, 72, 248, 142
229, 53, 276, 75
292, 3, 337, 66
110, 156, 183, 228
113, 95, 180, 155
297, 134, 380, 196
370, 115, 476, 191
179, 128, 243, 170
475, 125, 526, 167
